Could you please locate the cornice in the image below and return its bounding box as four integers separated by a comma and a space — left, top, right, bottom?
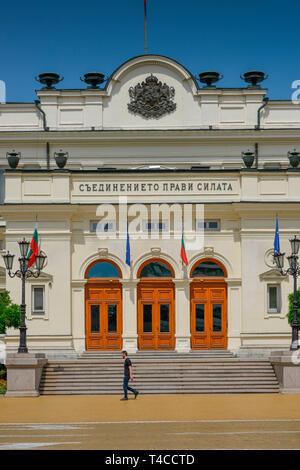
1, 127, 300, 143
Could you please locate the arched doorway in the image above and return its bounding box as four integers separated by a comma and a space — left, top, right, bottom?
85, 260, 122, 350
190, 259, 227, 349
137, 259, 175, 350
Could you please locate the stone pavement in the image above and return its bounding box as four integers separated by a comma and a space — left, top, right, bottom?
1, 394, 300, 449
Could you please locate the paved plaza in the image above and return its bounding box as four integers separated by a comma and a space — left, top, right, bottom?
1, 394, 300, 449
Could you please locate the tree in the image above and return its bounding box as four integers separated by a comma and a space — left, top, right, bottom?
0, 291, 21, 335
287, 290, 300, 326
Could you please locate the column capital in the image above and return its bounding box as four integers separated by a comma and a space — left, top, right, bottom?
120, 279, 140, 286
225, 277, 242, 286
173, 278, 193, 287
71, 280, 87, 288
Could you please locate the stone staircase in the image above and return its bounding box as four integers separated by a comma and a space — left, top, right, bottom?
39, 350, 280, 395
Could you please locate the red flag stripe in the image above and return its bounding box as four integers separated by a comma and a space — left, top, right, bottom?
180, 235, 188, 266
28, 238, 39, 268
27, 224, 39, 268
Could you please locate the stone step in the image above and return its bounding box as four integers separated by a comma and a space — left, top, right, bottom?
79, 353, 236, 359
41, 388, 278, 396
41, 374, 278, 380
40, 387, 280, 394
42, 372, 276, 378
47, 358, 269, 363
79, 355, 235, 359
42, 379, 276, 390
44, 364, 274, 368
40, 381, 278, 388
45, 364, 272, 373
81, 350, 235, 354
43, 368, 275, 373
79, 356, 235, 360
44, 370, 274, 375
43, 366, 275, 372
44, 362, 274, 368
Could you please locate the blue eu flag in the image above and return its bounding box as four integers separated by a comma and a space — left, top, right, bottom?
126, 224, 130, 266
274, 216, 280, 255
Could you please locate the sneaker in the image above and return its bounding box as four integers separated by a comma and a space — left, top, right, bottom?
120, 397, 128, 401
134, 391, 139, 399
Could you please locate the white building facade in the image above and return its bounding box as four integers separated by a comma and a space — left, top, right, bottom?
0, 55, 300, 357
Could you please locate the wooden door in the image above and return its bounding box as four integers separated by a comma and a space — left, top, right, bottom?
85, 281, 122, 350
190, 280, 227, 349
138, 282, 175, 350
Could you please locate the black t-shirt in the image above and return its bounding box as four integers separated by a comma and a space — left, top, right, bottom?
124, 358, 132, 377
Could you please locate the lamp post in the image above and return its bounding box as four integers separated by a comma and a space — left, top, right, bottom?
2, 239, 47, 353
274, 235, 300, 350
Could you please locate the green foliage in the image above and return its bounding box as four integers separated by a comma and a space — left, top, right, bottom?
0, 290, 21, 334
287, 290, 300, 326
0, 364, 6, 379
0, 379, 6, 394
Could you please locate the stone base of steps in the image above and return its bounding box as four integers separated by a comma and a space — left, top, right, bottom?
39, 389, 279, 395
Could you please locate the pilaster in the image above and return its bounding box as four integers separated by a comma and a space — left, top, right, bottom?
71, 280, 87, 354
174, 279, 192, 353
120, 279, 140, 353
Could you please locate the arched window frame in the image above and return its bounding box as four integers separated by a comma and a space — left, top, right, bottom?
191, 258, 227, 278
138, 258, 175, 279
85, 260, 122, 279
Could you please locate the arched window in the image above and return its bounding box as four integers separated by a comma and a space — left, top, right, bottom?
192, 260, 225, 277
86, 261, 121, 278
139, 261, 173, 278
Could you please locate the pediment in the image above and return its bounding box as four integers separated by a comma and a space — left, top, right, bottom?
259, 268, 288, 281
26, 271, 53, 282
103, 54, 201, 129
105, 55, 198, 95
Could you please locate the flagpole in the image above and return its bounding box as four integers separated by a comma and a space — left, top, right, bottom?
144, 0, 147, 55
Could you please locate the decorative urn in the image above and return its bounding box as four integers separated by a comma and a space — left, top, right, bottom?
36, 73, 63, 89
54, 149, 69, 169
81, 72, 105, 88
6, 150, 21, 169
198, 71, 223, 87
240, 71, 268, 88
242, 150, 255, 168
287, 149, 300, 168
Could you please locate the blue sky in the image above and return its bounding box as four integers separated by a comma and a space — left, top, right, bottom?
1, 0, 298, 101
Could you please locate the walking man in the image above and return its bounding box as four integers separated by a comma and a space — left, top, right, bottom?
121, 350, 139, 401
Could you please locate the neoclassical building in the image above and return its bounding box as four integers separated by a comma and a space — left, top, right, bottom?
0, 55, 300, 357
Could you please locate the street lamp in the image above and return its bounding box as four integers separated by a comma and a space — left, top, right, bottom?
2, 239, 47, 353
274, 235, 300, 350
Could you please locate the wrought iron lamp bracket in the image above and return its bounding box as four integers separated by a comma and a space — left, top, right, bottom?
26, 270, 41, 279
6, 266, 41, 279
7, 269, 20, 279
279, 266, 300, 277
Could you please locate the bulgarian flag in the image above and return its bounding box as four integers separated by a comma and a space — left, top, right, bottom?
180, 233, 188, 266
27, 223, 39, 268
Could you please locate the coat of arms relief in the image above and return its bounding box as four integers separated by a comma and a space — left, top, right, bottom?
128, 74, 177, 119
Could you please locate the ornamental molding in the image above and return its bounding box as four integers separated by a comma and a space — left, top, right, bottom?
98, 248, 109, 258
128, 74, 176, 119
204, 246, 214, 255
264, 248, 277, 268
151, 247, 161, 255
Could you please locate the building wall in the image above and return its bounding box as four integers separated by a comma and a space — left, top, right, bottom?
0, 55, 299, 357
1, 170, 297, 355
